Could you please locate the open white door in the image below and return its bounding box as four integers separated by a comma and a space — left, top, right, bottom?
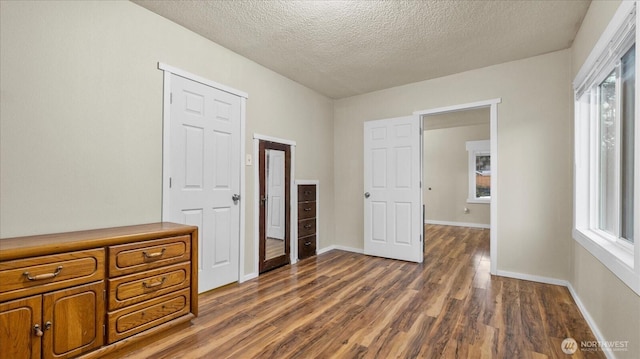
364, 115, 423, 263
168, 74, 241, 292
266, 149, 285, 240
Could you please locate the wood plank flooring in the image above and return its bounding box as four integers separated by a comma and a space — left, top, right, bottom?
107, 225, 604, 359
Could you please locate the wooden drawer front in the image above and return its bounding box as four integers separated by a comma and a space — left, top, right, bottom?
298, 218, 316, 238
297, 201, 316, 220
0, 249, 105, 302
108, 262, 191, 310
107, 288, 190, 343
109, 235, 191, 276
298, 235, 316, 260
298, 185, 316, 202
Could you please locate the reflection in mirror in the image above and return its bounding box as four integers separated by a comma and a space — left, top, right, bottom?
265, 149, 286, 260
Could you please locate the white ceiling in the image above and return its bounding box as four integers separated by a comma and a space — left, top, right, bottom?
133, 0, 591, 99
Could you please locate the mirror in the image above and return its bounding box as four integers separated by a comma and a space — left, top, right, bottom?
265, 149, 286, 260
259, 140, 290, 273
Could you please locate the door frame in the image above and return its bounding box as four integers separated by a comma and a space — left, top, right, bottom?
253, 134, 297, 277
414, 98, 501, 275
158, 62, 248, 283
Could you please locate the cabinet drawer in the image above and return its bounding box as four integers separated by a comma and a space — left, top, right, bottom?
297, 201, 316, 220
298, 235, 316, 260
109, 235, 191, 277
298, 218, 316, 238
298, 185, 316, 202
107, 288, 190, 343
108, 262, 191, 310
0, 249, 104, 302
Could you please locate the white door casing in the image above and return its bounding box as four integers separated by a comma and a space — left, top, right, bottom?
167, 73, 241, 292
364, 115, 423, 263
266, 149, 285, 240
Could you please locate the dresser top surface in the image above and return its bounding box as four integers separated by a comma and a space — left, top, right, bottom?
0, 222, 197, 261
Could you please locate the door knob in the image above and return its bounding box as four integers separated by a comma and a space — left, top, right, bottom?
232, 194, 241, 204
364, 192, 371, 198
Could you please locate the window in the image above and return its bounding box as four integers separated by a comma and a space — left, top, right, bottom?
574, 2, 639, 294
466, 140, 490, 204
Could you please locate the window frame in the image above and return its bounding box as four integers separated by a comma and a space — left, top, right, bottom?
466, 140, 491, 204
573, 1, 640, 295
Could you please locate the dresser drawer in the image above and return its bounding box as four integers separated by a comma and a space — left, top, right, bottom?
297, 201, 316, 220
108, 262, 191, 310
298, 235, 316, 260
107, 288, 191, 343
298, 218, 316, 237
109, 236, 191, 277
0, 249, 105, 302
298, 185, 316, 202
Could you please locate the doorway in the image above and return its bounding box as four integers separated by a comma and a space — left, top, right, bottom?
414, 98, 500, 274
423, 108, 491, 229
259, 140, 291, 273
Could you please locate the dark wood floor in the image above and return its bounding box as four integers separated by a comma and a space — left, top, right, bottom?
109, 225, 604, 358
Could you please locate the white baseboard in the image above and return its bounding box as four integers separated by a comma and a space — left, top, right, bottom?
566, 283, 615, 359
241, 272, 258, 283
496, 270, 569, 287
496, 270, 613, 358
425, 220, 490, 229
317, 245, 364, 255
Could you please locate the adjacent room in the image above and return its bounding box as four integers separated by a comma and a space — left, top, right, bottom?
1, 1, 639, 358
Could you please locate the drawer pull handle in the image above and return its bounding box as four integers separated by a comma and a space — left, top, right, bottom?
305, 241, 311, 246
304, 208, 312, 212
143, 248, 166, 259
143, 277, 167, 289
24, 266, 63, 281
304, 191, 312, 195
34, 324, 43, 337
304, 224, 312, 229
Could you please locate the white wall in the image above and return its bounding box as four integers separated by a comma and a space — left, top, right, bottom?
570, 1, 640, 357
0, 1, 335, 277
334, 48, 574, 280
424, 121, 490, 226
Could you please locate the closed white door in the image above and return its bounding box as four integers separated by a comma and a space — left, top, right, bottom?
168, 74, 241, 292
364, 116, 423, 263
266, 149, 285, 240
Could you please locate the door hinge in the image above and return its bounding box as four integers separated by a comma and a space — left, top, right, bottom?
170, 92, 173, 104
169, 177, 172, 188
103, 324, 106, 338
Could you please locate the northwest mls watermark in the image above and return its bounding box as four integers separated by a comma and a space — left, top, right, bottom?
562, 337, 629, 354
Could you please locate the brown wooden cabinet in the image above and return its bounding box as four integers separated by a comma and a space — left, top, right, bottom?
0, 295, 42, 359
0, 223, 198, 359
297, 184, 317, 260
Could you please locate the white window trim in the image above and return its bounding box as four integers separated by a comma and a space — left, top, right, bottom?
466, 140, 491, 204
573, 1, 640, 295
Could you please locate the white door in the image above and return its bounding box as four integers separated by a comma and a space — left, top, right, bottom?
364, 116, 423, 263
266, 149, 285, 240
168, 74, 241, 292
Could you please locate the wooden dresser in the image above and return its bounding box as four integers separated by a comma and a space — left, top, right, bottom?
297, 184, 317, 260
0, 222, 198, 359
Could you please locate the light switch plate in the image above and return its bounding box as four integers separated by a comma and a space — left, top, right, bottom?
246, 154, 253, 166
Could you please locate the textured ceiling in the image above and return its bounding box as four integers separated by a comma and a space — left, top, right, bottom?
133, 0, 591, 99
